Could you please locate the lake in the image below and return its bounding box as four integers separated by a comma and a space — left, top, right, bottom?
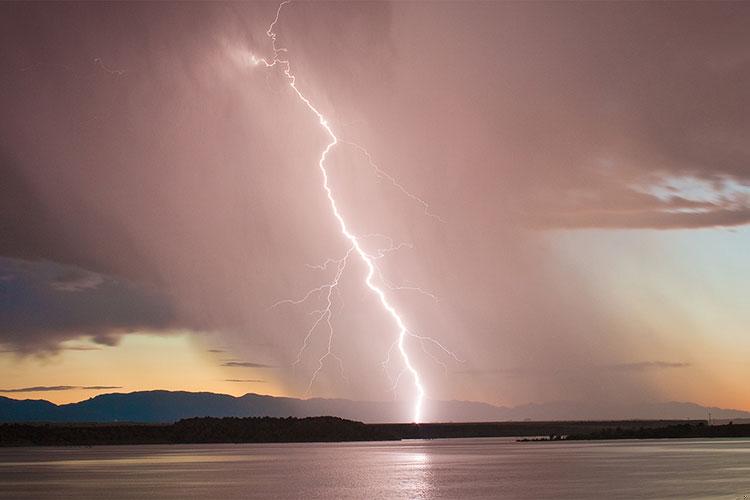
1, 438, 749, 499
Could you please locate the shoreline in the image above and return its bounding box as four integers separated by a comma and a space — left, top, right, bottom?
0, 416, 727, 447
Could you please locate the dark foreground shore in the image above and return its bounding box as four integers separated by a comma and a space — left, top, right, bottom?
566, 421, 750, 440
0, 417, 731, 447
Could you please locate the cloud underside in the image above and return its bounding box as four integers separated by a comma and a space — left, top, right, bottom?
222, 362, 275, 368
526, 178, 750, 230
0, 257, 176, 353
457, 360, 691, 376
535, 206, 750, 230
609, 361, 691, 372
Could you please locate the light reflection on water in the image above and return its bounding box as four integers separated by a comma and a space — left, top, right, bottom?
0, 438, 749, 499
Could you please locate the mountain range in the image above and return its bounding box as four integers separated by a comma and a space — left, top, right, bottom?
1, 391, 748, 423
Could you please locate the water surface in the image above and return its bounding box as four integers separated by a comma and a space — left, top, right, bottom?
1, 438, 749, 499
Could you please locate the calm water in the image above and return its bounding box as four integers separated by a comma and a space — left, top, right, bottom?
1, 438, 749, 499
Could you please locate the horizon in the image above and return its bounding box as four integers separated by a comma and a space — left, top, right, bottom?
3, 387, 749, 419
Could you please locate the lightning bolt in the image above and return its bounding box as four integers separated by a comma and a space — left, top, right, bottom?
252, 0, 457, 422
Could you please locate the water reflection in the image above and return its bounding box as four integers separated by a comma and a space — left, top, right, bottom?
392, 451, 433, 499
0, 438, 749, 499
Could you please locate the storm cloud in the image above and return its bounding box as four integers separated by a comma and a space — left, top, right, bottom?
0, 2, 747, 408
0, 257, 174, 352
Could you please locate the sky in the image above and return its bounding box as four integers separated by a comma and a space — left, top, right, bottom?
0, 1, 748, 416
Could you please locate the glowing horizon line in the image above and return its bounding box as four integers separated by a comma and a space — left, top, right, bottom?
257, 0, 425, 422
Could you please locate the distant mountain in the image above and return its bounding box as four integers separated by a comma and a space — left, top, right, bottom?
0, 397, 60, 422
502, 400, 750, 422
1, 391, 748, 423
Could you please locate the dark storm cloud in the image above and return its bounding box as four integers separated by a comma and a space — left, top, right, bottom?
0, 2, 278, 352
49, 268, 105, 293
0, 1, 398, 361
0, 257, 174, 352
0, 0, 746, 410
534, 1, 750, 230
385, 2, 750, 231
0, 1, 395, 353
0, 2, 267, 280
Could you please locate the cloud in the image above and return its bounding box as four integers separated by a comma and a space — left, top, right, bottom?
0, 1, 745, 409
224, 379, 266, 383
540, 208, 750, 230
50, 270, 105, 292
90, 335, 120, 347
0, 0, 396, 358
0, 386, 77, 393
608, 361, 691, 372
222, 361, 275, 368
396, 2, 750, 232
0, 257, 176, 353
522, 166, 750, 230
531, 200, 750, 230
455, 361, 691, 377
0, 385, 121, 393
0, 345, 101, 353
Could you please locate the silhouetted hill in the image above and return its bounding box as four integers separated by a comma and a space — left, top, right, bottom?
0, 417, 400, 446
1, 391, 748, 423
0, 418, 711, 447
567, 422, 750, 440
0, 397, 59, 421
